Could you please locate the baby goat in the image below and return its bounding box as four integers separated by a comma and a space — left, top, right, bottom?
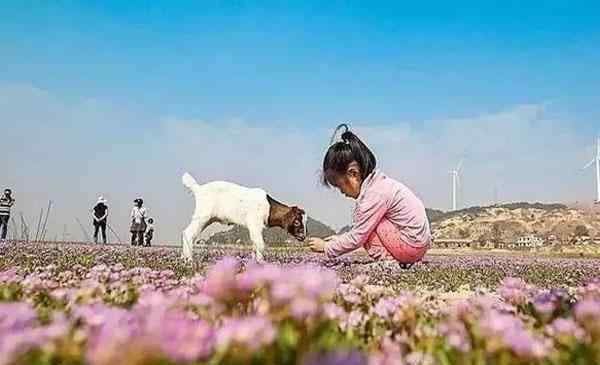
181, 172, 307, 262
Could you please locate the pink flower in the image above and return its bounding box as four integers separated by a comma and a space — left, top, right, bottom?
574, 298, 600, 335
202, 257, 240, 302
439, 320, 471, 352
290, 296, 319, 320
217, 316, 276, 351
497, 277, 534, 306
323, 303, 347, 321
546, 318, 585, 342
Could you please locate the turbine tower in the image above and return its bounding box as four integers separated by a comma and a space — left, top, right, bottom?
583, 137, 600, 203
451, 159, 463, 211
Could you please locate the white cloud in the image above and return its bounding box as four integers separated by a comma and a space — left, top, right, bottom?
0, 83, 593, 245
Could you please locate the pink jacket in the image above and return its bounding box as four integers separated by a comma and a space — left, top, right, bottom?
325, 170, 432, 259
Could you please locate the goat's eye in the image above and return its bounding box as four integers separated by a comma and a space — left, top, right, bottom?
294, 220, 301, 226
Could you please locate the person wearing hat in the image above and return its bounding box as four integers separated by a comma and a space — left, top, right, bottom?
92, 196, 108, 244
130, 198, 148, 246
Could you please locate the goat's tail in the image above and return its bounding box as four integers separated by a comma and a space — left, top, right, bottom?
182, 172, 199, 191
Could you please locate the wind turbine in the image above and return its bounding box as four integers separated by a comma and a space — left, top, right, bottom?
451, 159, 464, 211
582, 137, 600, 204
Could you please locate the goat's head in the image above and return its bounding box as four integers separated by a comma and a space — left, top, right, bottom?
285, 206, 307, 241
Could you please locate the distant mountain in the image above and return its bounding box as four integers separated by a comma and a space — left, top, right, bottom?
426, 208, 446, 223
338, 225, 351, 234
428, 202, 567, 224
207, 216, 335, 246
431, 202, 594, 244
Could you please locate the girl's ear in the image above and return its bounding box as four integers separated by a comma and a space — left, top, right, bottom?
346, 163, 361, 179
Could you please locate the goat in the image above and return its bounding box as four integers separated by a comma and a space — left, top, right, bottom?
181, 172, 307, 262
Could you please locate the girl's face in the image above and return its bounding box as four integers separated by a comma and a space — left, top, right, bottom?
332, 162, 362, 199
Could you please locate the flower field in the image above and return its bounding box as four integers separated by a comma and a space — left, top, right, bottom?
2, 241, 600, 365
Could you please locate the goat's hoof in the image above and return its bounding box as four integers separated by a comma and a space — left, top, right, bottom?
251, 253, 265, 265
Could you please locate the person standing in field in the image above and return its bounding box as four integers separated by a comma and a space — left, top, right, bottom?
308, 124, 431, 268
144, 218, 154, 247
92, 196, 108, 244
0, 188, 15, 240
130, 198, 148, 246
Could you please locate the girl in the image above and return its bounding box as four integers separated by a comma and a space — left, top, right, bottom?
130, 198, 148, 246
144, 218, 155, 247
308, 124, 431, 267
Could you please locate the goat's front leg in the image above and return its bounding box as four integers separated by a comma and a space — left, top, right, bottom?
247, 224, 266, 263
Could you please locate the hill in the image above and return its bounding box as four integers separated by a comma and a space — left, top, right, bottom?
206, 216, 336, 246
431, 202, 597, 244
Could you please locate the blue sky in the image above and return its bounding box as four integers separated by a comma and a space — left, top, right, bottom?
1, 1, 599, 243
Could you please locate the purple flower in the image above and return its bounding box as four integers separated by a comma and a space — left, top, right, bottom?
439, 320, 471, 352
217, 316, 276, 351
144, 310, 215, 362
0, 308, 69, 365
373, 298, 398, 320
503, 328, 550, 359
202, 257, 241, 302
405, 352, 435, 365
546, 318, 585, 342
533, 291, 558, 315
350, 275, 369, 289
0, 268, 22, 284
338, 284, 362, 305
369, 338, 403, 365
497, 277, 534, 306
479, 310, 549, 359
0, 303, 38, 332
341, 310, 366, 330
302, 349, 368, 365
237, 263, 282, 291
323, 303, 347, 321
290, 296, 319, 320
574, 298, 600, 335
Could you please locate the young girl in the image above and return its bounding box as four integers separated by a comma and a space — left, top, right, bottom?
308, 124, 431, 267
144, 218, 155, 247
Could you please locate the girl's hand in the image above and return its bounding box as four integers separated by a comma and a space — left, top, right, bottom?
308, 237, 327, 253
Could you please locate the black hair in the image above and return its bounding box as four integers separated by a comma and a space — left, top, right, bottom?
4, 189, 11, 194
321, 123, 376, 187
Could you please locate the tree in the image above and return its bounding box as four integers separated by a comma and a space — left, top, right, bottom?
458, 227, 471, 239
491, 223, 503, 248
574, 225, 590, 237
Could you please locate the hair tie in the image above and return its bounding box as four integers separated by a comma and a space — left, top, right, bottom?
329, 123, 350, 146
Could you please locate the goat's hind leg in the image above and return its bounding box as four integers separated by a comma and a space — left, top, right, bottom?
182, 214, 210, 260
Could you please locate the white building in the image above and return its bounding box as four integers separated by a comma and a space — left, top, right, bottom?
513, 235, 545, 248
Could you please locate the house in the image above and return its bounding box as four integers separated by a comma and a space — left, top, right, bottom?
513, 235, 545, 248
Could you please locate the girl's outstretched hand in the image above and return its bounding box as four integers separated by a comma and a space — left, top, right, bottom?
308, 237, 327, 253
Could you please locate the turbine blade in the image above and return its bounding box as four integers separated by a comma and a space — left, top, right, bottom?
456, 159, 464, 172
583, 159, 595, 170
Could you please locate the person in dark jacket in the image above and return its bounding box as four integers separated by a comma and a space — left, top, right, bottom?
92, 196, 108, 244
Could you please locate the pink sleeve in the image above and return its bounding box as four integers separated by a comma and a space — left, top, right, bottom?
325, 192, 389, 258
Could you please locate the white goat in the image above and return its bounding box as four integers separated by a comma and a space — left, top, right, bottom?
181, 172, 307, 261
